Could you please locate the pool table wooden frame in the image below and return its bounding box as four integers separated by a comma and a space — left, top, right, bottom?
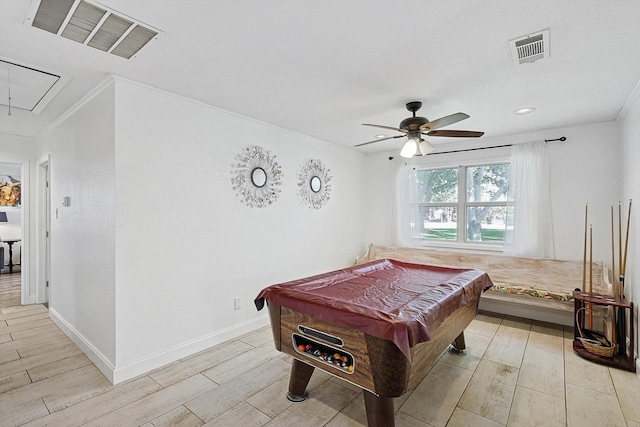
266, 295, 480, 427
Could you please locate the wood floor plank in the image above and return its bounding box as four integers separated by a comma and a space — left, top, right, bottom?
0, 348, 20, 364
149, 339, 253, 387
142, 405, 205, 427
42, 364, 113, 412
457, 359, 519, 425
0, 364, 96, 412
21, 376, 163, 427
0, 342, 81, 380
0, 318, 53, 336
264, 378, 358, 426
0, 330, 66, 355
399, 361, 473, 427
0, 304, 38, 316
609, 367, 640, 423
507, 385, 566, 427
0, 333, 11, 344
82, 374, 217, 427
0, 370, 31, 394
6, 311, 50, 326
186, 358, 290, 422
566, 382, 627, 427
245, 365, 332, 419
0, 397, 50, 427
205, 402, 270, 427
482, 321, 530, 368
9, 324, 59, 341
16, 334, 75, 359
200, 343, 281, 385
237, 326, 274, 348
0, 305, 47, 322
28, 353, 92, 382
517, 330, 564, 398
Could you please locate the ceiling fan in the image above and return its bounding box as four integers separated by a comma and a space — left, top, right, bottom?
355, 101, 484, 158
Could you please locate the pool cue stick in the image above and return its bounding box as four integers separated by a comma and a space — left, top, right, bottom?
611, 206, 616, 297
611, 206, 616, 346
622, 199, 632, 282
589, 225, 593, 329
583, 203, 588, 291
617, 200, 631, 356
619, 202, 622, 297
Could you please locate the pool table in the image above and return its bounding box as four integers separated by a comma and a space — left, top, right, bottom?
255, 259, 493, 427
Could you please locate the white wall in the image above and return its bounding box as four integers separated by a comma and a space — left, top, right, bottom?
619, 87, 639, 371
0, 133, 37, 303
40, 81, 118, 373
111, 78, 366, 380
364, 121, 620, 263
38, 76, 366, 383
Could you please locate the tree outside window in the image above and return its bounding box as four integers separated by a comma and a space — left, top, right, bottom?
409, 163, 511, 245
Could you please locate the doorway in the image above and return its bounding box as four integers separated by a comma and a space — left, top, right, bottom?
0, 162, 23, 307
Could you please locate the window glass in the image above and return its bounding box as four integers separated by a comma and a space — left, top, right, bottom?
414, 168, 458, 203
408, 162, 511, 247
422, 206, 457, 240
466, 165, 510, 202
466, 206, 508, 242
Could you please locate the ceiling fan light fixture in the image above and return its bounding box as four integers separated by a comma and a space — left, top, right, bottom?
419, 139, 434, 156
400, 139, 418, 158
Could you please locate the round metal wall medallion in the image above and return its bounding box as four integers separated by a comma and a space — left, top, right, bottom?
231, 146, 283, 208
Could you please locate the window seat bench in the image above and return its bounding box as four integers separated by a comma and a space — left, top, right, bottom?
355, 244, 609, 326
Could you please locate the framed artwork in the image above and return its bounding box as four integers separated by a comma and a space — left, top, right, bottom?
0, 175, 21, 207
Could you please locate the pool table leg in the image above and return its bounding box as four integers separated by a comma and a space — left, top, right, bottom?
450, 331, 467, 353
287, 359, 315, 402
363, 390, 395, 427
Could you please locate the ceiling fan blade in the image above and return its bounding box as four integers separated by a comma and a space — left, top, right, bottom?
362, 123, 408, 133
427, 130, 485, 138
419, 112, 470, 131
354, 134, 405, 147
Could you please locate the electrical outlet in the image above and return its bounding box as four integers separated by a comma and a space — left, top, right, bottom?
234, 298, 241, 310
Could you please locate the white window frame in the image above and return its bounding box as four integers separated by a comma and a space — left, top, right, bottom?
408, 156, 511, 252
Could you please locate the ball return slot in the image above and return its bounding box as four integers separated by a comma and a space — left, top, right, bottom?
292, 333, 355, 374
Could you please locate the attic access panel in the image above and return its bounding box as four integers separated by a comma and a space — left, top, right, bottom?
25, 0, 160, 59
0, 59, 69, 114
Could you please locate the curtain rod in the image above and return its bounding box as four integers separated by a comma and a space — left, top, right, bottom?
429, 136, 566, 156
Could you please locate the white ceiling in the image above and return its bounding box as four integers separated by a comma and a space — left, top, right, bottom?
1, 0, 639, 154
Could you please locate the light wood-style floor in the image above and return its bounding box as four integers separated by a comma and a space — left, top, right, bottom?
0, 271, 21, 310
1, 286, 639, 425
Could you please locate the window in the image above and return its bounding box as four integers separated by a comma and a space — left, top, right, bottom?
408, 163, 511, 246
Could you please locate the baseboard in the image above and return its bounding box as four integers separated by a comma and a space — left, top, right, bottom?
49, 308, 116, 383
50, 309, 271, 384
478, 295, 573, 326
111, 315, 270, 384
636, 359, 639, 379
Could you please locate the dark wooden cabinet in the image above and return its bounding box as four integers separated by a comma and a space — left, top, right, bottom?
573, 290, 635, 372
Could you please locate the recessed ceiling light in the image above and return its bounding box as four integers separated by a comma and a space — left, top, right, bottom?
376, 134, 387, 138
513, 107, 536, 115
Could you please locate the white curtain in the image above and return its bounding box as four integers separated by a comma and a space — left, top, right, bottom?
395, 158, 413, 247
505, 141, 554, 258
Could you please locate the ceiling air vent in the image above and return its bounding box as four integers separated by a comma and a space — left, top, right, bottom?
510, 29, 549, 65
25, 0, 160, 59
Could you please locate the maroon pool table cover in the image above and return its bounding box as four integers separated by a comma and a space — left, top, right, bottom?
255, 258, 493, 359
